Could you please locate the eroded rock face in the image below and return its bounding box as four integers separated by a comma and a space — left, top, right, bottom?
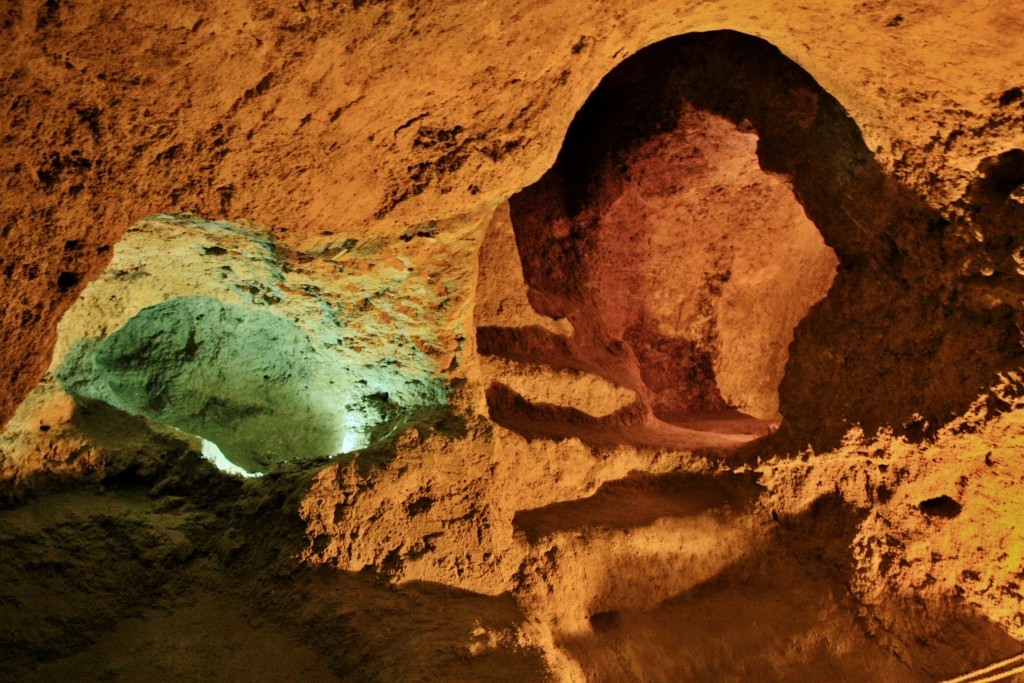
59, 297, 367, 472
4, 8, 1024, 683
508, 83, 836, 424
3, 0, 1023, 431
505, 32, 1024, 452
13, 214, 467, 473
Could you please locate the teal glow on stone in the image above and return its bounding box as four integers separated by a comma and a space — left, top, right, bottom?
57, 296, 448, 473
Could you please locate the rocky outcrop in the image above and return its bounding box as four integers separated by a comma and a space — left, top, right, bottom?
7, 214, 467, 474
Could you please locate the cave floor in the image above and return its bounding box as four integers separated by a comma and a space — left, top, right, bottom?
0, 482, 548, 683
4, 457, 1021, 682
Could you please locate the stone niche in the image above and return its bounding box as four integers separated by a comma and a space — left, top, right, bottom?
480, 31, 839, 451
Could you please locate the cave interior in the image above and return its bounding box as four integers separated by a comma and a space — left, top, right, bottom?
3, 10, 1024, 683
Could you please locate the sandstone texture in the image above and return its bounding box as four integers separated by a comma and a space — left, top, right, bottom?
3, 1, 1024, 681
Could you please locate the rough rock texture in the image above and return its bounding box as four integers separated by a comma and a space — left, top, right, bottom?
508, 83, 836, 424
0, 425, 548, 682
3, 0, 1024, 430
7, 214, 465, 473
3, 2, 1024, 682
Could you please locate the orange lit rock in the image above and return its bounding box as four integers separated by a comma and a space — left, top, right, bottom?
3, 3, 1024, 682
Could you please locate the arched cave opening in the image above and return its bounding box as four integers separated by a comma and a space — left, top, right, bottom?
481, 31, 1024, 452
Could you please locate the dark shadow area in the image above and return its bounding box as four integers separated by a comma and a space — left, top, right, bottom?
486, 382, 765, 453
975, 149, 1024, 200
0, 439, 548, 683
918, 494, 962, 519
503, 30, 1024, 452
477, 324, 641, 391
0, 397, 244, 508
513, 470, 760, 544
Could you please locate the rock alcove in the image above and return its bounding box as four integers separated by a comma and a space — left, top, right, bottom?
46, 215, 456, 474
480, 33, 840, 452
480, 31, 1024, 455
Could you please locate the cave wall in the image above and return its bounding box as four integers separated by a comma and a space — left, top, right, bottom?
4, 3, 1024, 681
2, 0, 1024, 430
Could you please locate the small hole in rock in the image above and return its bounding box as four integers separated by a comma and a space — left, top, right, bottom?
999, 86, 1023, 106
978, 149, 1024, 198
588, 610, 621, 632
56, 271, 80, 291
919, 495, 962, 518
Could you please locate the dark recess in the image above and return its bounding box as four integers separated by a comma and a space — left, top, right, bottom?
998, 87, 1023, 107
976, 149, 1024, 198
506, 31, 1024, 453
919, 495, 962, 518
56, 271, 80, 291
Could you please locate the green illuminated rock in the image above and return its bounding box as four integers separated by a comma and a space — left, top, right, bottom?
51, 216, 458, 474
62, 298, 340, 471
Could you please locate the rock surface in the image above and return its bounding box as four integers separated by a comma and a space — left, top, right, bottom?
50, 215, 459, 472
3, 0, 1023, 430
2, 2, 1024, 682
